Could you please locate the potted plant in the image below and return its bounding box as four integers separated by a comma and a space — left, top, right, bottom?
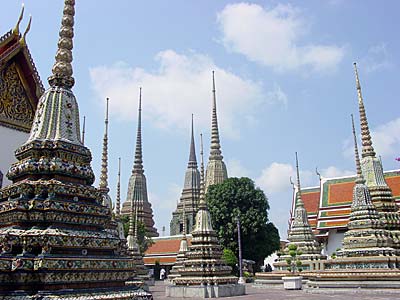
282, 244, 303, 290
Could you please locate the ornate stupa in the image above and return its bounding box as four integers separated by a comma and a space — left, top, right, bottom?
276, 153, 325, 270
126, 193, 150, 287
205, 71, 228, 192
354, 63, 400, 234
168, 201, 189, 282
166, 134, 244, 298
0, 1, 151, 299
170, 115, 200, 235
337, 115, 395, 257
121, 88, 158, 237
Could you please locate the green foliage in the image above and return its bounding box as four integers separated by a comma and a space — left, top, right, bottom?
285, 244, 302, 274
222, 248, 238, 267
206, 177, 280, 269
331, 252, 337, 259
120, 215, 154, 254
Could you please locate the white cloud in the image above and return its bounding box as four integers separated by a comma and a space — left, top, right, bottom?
217, 3, 344, 72
226, 159, 251, 178
255, 162, 316, 194
320, 166, 353, 178
343, 117, 400, 159
370, 118, 400, 157
149, 183, 182, 235
266, 83, 288, 108
360, 43, 393, 73
90, 50, 268, 139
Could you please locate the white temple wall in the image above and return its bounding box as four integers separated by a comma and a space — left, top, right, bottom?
324, 229, 345, 256
0, 126, 28, 186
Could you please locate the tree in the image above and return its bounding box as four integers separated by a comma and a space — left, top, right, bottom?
120, 215, 154, 254
222, 248, 238, 275
207, 177, 280, 270
285, 244, 303, 274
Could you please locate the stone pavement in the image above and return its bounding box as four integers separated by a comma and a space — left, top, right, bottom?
150, 281, 400, 300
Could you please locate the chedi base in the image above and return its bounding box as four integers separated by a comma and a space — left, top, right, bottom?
165, 283, 245, 298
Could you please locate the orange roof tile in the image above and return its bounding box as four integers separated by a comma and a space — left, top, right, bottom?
302, 190, 320, 215
145, 236, 192, 255
144, 256, 177, 265
328, 181, 354, 206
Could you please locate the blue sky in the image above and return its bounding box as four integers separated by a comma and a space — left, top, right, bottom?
1, 1, 399, 237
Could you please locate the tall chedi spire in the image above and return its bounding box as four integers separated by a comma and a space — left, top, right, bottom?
99, 98, 112, 210
337, 115, 394, 257
353, 63, 400, 231
205, 71, 228, 191
170, 115, 200, 235
0, 1, 151, 298
168, 129, 243, 297
276, 153, 325, 271
122, 88, 158, 237
115, 157, 121, 217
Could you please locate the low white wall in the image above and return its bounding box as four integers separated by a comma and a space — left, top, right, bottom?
0, 126, 28, 186
325, 229, 345, 256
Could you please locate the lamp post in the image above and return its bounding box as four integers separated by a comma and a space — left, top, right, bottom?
237, 217, 245, 284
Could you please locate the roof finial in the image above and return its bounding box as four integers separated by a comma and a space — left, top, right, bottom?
199, 133, 206, 208
351, 114, 364, 184
132, 87, 144, 174
81, 116, 86, 144
99, 98, 109, 191
20, 15, 31, 45
295, 152, 305, 208
13, 3, 24, 35
48, 0, 75, 88
209, 71, 223, 160
353, 62, 376, 158
115, 157, 121, 216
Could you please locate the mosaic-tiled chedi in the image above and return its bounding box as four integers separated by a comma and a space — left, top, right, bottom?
0, 1, 151, 298
276, 153, 326, 270
121, 89, 158, 237
205, 71, 228, 192
335, 116, 395, 260
168, 201, 189, 282
354, 63, 400, 240
171, 145, 236, 286
170, 116, 200, 235
126, 197, 150, 285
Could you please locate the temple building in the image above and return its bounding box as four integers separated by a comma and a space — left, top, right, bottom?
290, 65, 400, 256
0, 1, 150, 298
121, 88, 158, 237
205, 71, 228, 191
170, 116, 200, 235
0, 6, 44, 186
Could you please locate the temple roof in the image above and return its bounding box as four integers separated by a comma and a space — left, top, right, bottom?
291, 170, 400, 235
144, 235, 192, 265
0, 22, 44, 132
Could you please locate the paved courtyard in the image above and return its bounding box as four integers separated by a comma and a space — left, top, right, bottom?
150, 281, 400, 300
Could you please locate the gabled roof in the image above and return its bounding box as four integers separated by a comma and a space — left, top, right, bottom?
144, 235, 192, 265
0, 25, 44, 132
291, 170, 400, 234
